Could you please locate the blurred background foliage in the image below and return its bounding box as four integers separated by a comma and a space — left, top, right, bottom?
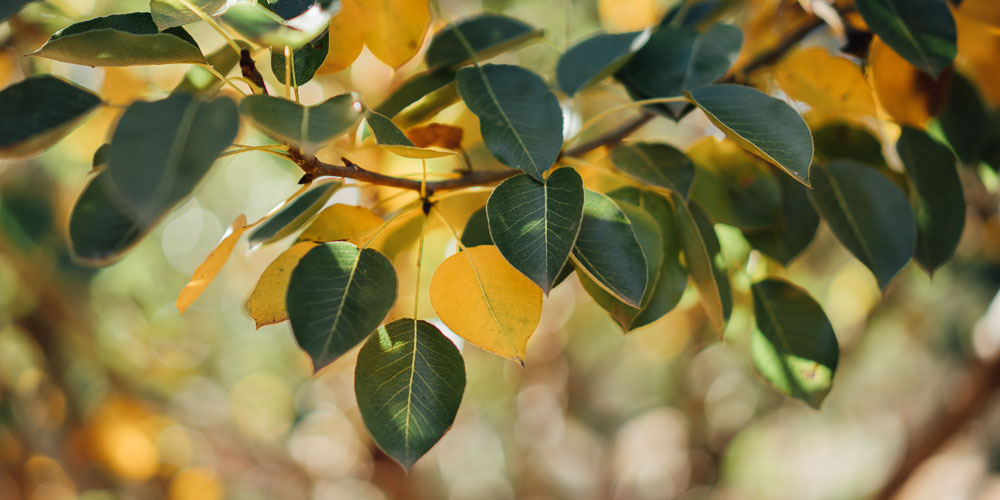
2, 0, 1000, 499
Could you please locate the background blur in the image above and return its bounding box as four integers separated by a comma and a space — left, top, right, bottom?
3, 0, 1000, 499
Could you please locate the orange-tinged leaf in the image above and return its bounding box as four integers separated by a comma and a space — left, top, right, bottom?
406, 123, 463, 149
868, 37, 949, 126
176, 215, 250, 314
317, 0, 366, 73
598, 0, 658, 32
361, 0, 431, 69
298, 204, 384, 243
247, 241, 318, 328
430, 245, 542, 363
774, 46, 875, 119
955, 0, 1000, 106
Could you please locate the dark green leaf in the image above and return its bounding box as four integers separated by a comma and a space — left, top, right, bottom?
660, 0, 723, 27
572, 189, 648, 307
1, 0, 40, 22
808, 160, 915, 288
374, 70, 456, 118
32, 13, 205, 66
744, 174, 820, 265
460, 206, 492, 248
69, 172, 146, 264
689, 153, 782, 229
271, 30, 329, 85
897, 126, 965, 273
240, 94, 364, 152
611, 142, 695, 197
855, 0, 956, 76
686, 84, 814, 186
456, 64, 563, 180
812, 122, 887, 167
425, 14, 542, 70
671, 191, 725, 336
248, 181, 343, 248
751, 278, 839, 409
355, 319, 465, 470
105, 94, 239, 222
287, 242, 397, 371
173, 41, 250, 96
91, 143, 110, 172
220, 2, 331, 49
0, 76, 102, 158
938, 73, 1000, 167
366, 111, 414, 147
557, 31, 648, 96
690, 201, 731, 322
150, 0, 229, 30
486, 169, 584, 294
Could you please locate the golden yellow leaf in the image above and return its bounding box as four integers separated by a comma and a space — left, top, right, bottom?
430, 245, 542, 363
380, 145, 455, 158
298, 204, 384, 243
317, 0, 366, 74
169, 467, 223, 500
955, 0, 1000, 106
176, 215, 250, 315
246, 242, 318, 328
406, 123, 464, 149
868, 37, 948, 126
774, 46, 875, 119
360, 0, 431, 69
598, 0, 658, 31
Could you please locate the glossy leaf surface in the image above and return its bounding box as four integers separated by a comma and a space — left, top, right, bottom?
240, 94, 364, 151
33, 13, 205, 66
572, 189, 648, 308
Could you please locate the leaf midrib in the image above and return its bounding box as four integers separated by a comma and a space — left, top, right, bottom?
823, 167, 878, 274
473, 67, 539, 176
320, 248, 361, 357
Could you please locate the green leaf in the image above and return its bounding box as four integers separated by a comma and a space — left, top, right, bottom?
271, 30, 329, 85
248, 181, 343, 249
751, 279, 838, 408
808, 160, 916, 288
456, 64, 563, 180
355, 319, 465, 470
173, 40, 250, 96
610, 142, 695, 196
855, 0, 956, 77
690, 201, 732, 322
556, 31, 649, 96
105, 94, 239, 222
486, 169, 585, 294
686, 84, 814, 186
220, 2, 331, 49
374, 70, 456, 118
938, 73, 1000, 167
616, 23, 742, 98
240, 94, 364, 152
287, 242, 398, 371
365, 111, 452, 158
812, 122, 887, 167
897, 127, 965, 273
460, 206, 493, 248
689, 154, 782, 229
150, 0, 229, 30
1, 0, 40, 22
32, 13, 205, 66
671, 191, 725, 337
425, 14, 542, 70
69, 172, 146, 264
0, 76, 102, 158
572, 189, 648, 307
744, 174, 820, 265
91, 143, 110, 172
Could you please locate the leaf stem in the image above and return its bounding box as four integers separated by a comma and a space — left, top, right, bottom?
413, 213, 428, 318
284, 46, 293, 101
195, 63, 248, 96
176, 0, 242, 56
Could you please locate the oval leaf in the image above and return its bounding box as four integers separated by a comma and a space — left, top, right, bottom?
571, 189, 648, 308
456, 64, 563, 180
298, 204, 384, 243
366, 111, 453, 158
426, 14, 541, 70
248, 181, 343, 248
773, 46, 876, 118
486, 169, 585, 294
0, 76, 101, 158
355, 319, 466, 470
248, 241, 318, 328
744, 174, 820, 265
868, 37, 948, 126
671, 192, 725, 337
856, 0, 956, 76
429, 245, 542, 363
686, 84, 814, 186
808, 160, 916, 289
610, 142, 695, 196
316, 0, 365, 73
362, 0, 431, 69
32, 13, 205, 66
271, 30, 330, 85
69, 172, 146, 264
751, 278, 839, 409
557, 30, 648, 96
176, 215, 250, 314
240, 94, 364, 152
287, 242, 398, 371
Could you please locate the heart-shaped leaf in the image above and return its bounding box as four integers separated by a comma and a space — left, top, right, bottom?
248, 181, 343, 249
240, 94, 364, 152
33, 13, 205, 66
610, 142, 695, 196
572, 189, 648, 307
557, 30, 649, 96
287, 242, 398, 371
686, 84, 814, 186
0, 76, 102, 158
426, 14, 541, 70
855, 0, 956, 76
808, 160, 916, 289
150, 0, 229, 30
456, 64, 563, 180
751, 278, 839, 409
486, 169, 585, 294
355, 319, 465, 470
366, 111, 454, 158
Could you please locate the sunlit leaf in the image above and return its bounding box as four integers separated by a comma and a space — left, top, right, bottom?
150, 0, 229, 30
610, 142, 694, 196
557, 30, 649, 96
425, 14, 541, 70
248, 181, 343, 249
176, 215, 250, 314
173, 41, 250, 96
572, 189, 648, 308
751, 278, 839, 409
855, 0, 956, 76
220, 2, 332, 49
315, 0, 365, 73
374, 70, 457, 118
287, 242, 398, 371
271, 30, 329, 85
671, 191, 725, 337
429, 245, 542, 363
239, 94, 364, 152
773, 46, 876, 118
363, 0, 430, 68
366, 111, 454, 158
33, 13, 205, 66
247, 241, 318, 328
690, 201, 731, 322
406, 123, 463, 149
687, 137, 782, 229
355, 319, 465, 470
298, 204, 384, 243
0, 76, 102, 158
868, 37, 948, 126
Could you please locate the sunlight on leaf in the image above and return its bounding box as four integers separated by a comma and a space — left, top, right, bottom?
298, 204, 384, 243
247, 241, 318, 328
177, 215, 250, 314
774, 46, 876, 120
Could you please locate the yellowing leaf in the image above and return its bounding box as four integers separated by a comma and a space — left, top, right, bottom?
430, 245, 542, 363
361, 0, 431, 69
247, 242, 318, 328
176, 215, 250, 315
774, 46, 875, 119
868, 37, 948, 126
317, 0, 366, 73
598, 0, 658, 31
298, 204, 384, 243
406, 123, 463, 149
955, 0, 1000, 106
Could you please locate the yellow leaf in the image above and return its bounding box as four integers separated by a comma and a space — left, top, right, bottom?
298, 204, 384, 243
176, 215, 250, 315
317, 0, 366, 74
361, 0, 431, 69
956, 0, 1000, 106
406, 123, 464, 149
430, 245, 542, 363
380, 145, 455, 158
774, 46, 875, 119
598, 0, 658, 32
868, 37, 948, 126
247, 242, 318, 328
